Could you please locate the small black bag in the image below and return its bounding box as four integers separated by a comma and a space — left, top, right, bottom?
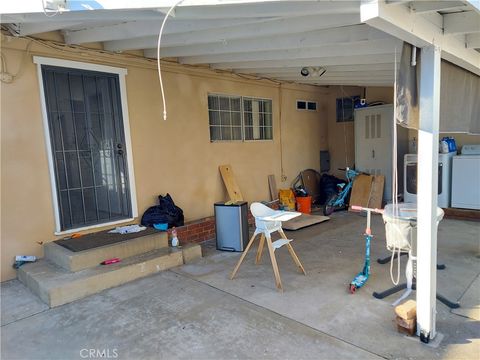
319, 174, 344, 204
141, 193, 184, 228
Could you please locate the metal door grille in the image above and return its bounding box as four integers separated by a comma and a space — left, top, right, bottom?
42, 65, 132, 231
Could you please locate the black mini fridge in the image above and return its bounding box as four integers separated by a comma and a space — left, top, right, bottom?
214, 202, 249, 252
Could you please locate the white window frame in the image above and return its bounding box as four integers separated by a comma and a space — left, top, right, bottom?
296, 99, 318, 112
33, 56, 138, 235
208, 93, 273, 142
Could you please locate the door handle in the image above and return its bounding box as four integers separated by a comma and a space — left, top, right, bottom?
117, 149, 124, 155
372, 149, 375, 158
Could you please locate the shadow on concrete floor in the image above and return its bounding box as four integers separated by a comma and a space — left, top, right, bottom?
1, 212, 479, 359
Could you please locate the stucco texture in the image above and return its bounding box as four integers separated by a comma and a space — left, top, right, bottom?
1, 36, 328, 281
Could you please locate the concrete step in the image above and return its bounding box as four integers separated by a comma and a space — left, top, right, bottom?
44, 231, 169, 272
18, 244, 202, 308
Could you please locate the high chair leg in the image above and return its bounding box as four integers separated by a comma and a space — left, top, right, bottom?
279, 229, 306, 275
265, 234, 283, 291
255, 234, 265, 264
230, 233, 257, 280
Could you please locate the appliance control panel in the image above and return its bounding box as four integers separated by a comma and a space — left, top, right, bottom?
461, 144, 480, 155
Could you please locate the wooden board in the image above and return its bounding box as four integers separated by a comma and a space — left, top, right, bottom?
368, 175, 385, 209
268, 175, 278, 201
282, 214, 330, 231
219, 165, 244, 202
349, 174, 373, 211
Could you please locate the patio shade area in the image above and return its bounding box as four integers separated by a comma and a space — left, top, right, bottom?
1, 212, 479, 359
1, 0, 480, 355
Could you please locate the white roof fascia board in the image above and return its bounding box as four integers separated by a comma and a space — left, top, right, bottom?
361, 0, 480, 76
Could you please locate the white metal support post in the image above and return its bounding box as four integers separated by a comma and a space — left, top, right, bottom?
416, 45, 441, 342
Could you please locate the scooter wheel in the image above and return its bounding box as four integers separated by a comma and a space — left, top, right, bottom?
349, 284, 356, 294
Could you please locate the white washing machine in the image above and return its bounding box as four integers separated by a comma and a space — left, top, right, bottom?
451, 145, 480, 210
404, 152, 455, 208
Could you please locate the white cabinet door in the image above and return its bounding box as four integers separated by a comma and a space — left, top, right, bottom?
355, 105, 393, 200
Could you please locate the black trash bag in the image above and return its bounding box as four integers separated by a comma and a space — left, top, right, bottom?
141, 193, 184, 228
319, 174, 344, 204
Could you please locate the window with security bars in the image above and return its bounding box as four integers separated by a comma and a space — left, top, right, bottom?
208, 94, 273, 141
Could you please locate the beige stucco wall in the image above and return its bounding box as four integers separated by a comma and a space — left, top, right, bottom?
326, 86, 364, 178
1, 36, 329, 281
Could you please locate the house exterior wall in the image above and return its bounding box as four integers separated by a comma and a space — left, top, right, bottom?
327, 86, 480, 178
0, 36, 328, 281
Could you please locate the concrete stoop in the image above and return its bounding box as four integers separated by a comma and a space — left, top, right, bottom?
18, 233, 202, 307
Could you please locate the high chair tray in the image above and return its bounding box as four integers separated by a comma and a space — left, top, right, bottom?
260, 211, 302, 222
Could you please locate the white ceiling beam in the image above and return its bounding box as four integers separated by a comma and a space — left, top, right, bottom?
443, 11, 480, 34
466, 33, 480, 48
7, 21, 83, 36
180, 39, 401, 65
290, 79, 393, 86
64, 18, 275, 44
361, 0, 480, 76
213, 53, 397, 70
272, 75, 394, 82
0, 0, 176, 14
0, 10, 165, 24
409, 1, 468, 13
261, 70, 394, 79
385, 1, 410, 4
238, 63, 397, 75
104, 13, 361, 51
173, 1, 360, 19
151, 24, 389, 58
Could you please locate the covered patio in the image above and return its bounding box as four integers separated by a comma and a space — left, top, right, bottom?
2, 212, 479, 359
1, 0, 479, 358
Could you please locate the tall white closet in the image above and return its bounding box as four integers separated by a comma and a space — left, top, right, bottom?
354, 104, 408, 202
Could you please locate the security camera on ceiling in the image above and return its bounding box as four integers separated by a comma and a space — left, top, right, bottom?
300, 67, 326, 78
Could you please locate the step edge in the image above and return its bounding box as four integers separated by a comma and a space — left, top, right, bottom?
45, 232, 169, 271
48, 250, 184, 307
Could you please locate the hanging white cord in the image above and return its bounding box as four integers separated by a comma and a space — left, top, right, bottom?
157, 0, 185, 121
390, 47, 402, 286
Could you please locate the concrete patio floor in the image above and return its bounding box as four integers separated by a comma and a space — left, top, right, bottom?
1, 211, 479, 359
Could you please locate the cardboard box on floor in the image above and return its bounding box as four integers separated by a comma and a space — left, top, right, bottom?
349, 174, 385, 211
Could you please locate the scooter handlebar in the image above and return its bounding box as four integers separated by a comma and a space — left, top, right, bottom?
350, 205, 384, 214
